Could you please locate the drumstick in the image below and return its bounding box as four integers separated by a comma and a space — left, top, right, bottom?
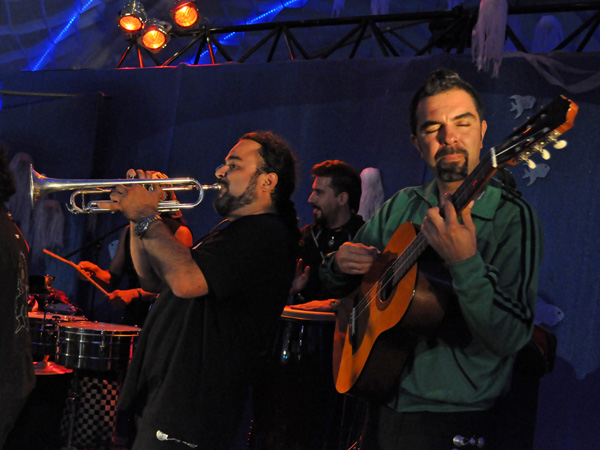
43, 249, 110, 297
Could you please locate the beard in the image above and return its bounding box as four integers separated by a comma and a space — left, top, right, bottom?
213, 171, 260, 216
435, 147, 469, 182
312, 207, 326, 226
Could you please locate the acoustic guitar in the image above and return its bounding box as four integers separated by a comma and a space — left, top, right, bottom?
332, 95, 578, 400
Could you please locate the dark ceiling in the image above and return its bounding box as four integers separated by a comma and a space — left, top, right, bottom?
0, 0, 598, 72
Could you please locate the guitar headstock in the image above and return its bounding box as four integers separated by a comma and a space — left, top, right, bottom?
492, 95, 578, 170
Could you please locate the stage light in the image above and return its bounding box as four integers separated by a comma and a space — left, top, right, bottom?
139, 19, 172, 52
171, 1, 200, 29
117, 0, 147, 33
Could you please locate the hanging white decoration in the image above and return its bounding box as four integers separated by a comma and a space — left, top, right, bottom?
332, 0, 345, 18
371, 0, 390, 15
531, 15, 564, 53
471, 0, 508, 78
358, 168, 385, 221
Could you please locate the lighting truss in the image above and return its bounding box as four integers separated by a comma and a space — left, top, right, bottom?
116, 2, 600, 68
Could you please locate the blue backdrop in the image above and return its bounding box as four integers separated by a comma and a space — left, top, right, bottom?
1, 52, 599, 448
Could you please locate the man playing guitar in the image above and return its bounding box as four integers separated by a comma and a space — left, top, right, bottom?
320, 68, 548, 450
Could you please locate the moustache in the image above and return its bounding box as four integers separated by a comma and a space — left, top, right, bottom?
435, 147, 468, 161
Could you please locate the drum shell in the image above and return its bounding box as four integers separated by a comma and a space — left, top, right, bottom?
254, 306, 340, 448
56, 321, 140, 371
272, 306, 336, 364
28, 312, 86, 360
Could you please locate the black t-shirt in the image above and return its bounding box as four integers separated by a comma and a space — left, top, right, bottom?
0, 206, 35, 438
118, 213, 297, 448
296, 214, 364, 302
121, 215, 189, 327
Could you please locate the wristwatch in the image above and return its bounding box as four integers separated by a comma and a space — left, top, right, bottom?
134, 214, 162, 239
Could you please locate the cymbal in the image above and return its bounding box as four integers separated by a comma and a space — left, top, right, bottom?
33, 358, 73, 375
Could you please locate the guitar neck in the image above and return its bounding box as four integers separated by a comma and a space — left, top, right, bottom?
452, 95, 577, 213
386, 156, 498, 286
450, 150, 500, 213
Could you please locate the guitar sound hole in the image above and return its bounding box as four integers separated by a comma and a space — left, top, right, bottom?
379, 269, 395, 303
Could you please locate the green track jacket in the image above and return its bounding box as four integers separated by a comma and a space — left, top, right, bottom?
321, 179, 543, 411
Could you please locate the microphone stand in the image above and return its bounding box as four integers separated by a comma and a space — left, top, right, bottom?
63, 223, 128, 259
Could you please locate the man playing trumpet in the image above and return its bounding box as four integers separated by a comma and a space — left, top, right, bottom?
101, 131, 300, 450
78, 171, 193, 327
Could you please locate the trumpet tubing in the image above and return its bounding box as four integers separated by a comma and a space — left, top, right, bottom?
29, 165, 220, 214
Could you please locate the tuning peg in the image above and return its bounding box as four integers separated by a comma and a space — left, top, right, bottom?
553, 140, 567, 149
540, 149, 551, 160
526, 159, 537, 170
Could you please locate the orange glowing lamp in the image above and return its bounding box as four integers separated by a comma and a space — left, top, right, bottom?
117, 0, 147, 33
171, 1, 200, 30
139, 19, 171, 52
172, 1, 199, 28
142, 27, 166, 50
119, 15, 144, 32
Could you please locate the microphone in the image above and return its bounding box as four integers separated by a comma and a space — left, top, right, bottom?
156, 430, 168, 441
156, 430, 199, 448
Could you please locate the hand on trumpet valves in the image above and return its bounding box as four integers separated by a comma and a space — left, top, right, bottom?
127, 169, 170, 200
96, 169, 163, 221
126, 168, 169, 181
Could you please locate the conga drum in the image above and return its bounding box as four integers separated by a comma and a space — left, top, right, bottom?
253, 305, 341, 450
275, 305, 336, 363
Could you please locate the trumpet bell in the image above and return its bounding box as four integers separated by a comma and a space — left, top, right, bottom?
29, 165, 220, 214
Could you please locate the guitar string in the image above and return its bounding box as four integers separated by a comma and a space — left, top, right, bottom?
352, 150, 498, 319
352, 126, 554, 320
350, 137, 518, 320
352, 120, 557, 320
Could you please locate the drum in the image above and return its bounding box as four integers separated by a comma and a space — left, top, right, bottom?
253, 305, 340, 449
274, 305, 336, 364
28, 312, 87, 360
56, 321, 141, 371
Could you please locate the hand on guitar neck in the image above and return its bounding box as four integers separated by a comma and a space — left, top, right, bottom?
420, 197, 477, 264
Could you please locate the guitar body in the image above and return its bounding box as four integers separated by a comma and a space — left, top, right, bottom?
333, 222, 449, 400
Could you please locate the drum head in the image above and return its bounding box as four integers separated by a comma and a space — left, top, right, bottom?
280, 305, 336, 322
57, 321, 140, 334
28, 312, 87, 323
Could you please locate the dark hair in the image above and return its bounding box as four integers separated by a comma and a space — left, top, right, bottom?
240, 131, 300, 235
409, 68, 485, 135
0, 143, 17, 203
312, 160, 362, 213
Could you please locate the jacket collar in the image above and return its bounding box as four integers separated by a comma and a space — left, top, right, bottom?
415, 179, 501, 221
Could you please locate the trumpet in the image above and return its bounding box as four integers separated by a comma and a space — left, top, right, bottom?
30, 165, 221, 214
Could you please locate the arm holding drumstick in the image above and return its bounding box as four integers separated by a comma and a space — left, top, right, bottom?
43, 248, 110, 297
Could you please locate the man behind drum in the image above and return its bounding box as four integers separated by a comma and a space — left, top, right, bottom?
103, 131, 299, 449
257, 160, 364, 450
291, 160, 364, 303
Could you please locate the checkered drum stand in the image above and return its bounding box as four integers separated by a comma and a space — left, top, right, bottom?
55, 321, 140, 449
